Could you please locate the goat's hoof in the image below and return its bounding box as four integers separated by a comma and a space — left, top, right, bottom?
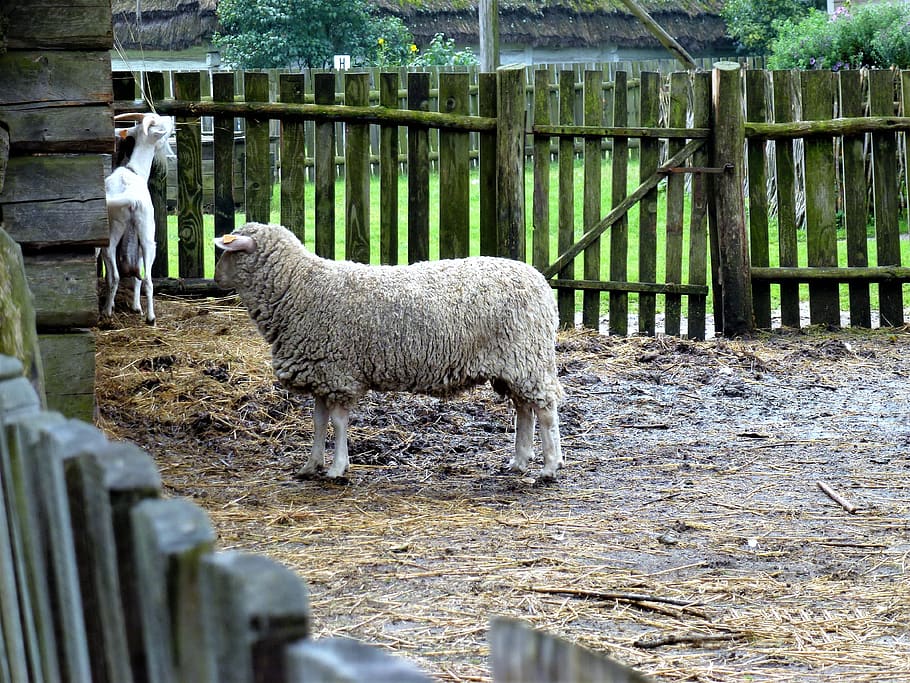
145, 317, 156, 326
536, 469, 558, 483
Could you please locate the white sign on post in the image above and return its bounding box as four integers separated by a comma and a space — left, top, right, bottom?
333, 55, 351, 70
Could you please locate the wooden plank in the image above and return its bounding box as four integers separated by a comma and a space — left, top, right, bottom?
686, 71, 710, 341
2, 0, 113, 50
582, 70, 603, 330
664, 71, 688, 335
0, 155, 107, 248
439, 72, 471, 260
244, 72, 272, 225
174, 72, 204, 279
751, 265, 910, 281
131, 498, 217, 683
212, 72, 236, 239
144, 72, 170, 278
37, 333, 95, 421
557, 71, 576, 329
345, 73, 371, 264
380, 72, 400, 265
66, 443, 135, 683
97, 441, 161, 683
201, 551, 310, 683
478, 73, 498, 257
608, 71, 630, 336
838, 69, 871, 327
772, 70, 801, 328
552, 279, 707, 295
286, 638, 432, 682
800, 70, 840, 327
314, 73, 336, 260
638, 71, 660, 336
496, 65, 526, 260
24, 253, 98, 329
745, 70, 771, 329
532, 69, 551, 271
408, 72, 431, 263
711, 63, 753, 337
2, 413, 67, 683
279, 74, 307, 242
490, 617, 651, 683
869, 69, 904, 327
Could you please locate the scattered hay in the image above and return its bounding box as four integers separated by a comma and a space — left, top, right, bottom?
96, 297, 910, 682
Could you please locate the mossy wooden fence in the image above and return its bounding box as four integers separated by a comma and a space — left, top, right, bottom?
112, 62, 910, 338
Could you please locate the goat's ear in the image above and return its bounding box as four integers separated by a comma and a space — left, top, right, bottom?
214, 234, 256, 253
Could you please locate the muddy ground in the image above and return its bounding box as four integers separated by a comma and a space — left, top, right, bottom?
95, 298, 910, 682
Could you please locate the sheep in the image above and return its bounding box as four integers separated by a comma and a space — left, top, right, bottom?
213, 222, 565, 480
102, 112, 174, 325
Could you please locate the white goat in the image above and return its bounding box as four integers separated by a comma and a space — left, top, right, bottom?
103, 112, 174, 325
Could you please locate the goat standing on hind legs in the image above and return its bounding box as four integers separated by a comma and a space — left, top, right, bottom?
103, 112, 174, 325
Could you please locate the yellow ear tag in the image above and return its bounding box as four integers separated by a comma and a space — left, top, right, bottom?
222, 234, 238, 244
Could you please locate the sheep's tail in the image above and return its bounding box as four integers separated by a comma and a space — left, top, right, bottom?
116, 220, 142, 278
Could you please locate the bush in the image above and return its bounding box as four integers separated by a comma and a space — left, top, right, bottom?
769, 1, 910, 69
410, 33, 478, 67
722, 0, 820, 55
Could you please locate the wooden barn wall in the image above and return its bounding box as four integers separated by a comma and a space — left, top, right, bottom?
0, 0, 114, 420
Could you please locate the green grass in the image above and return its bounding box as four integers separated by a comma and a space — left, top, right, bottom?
166, 158, 910, 318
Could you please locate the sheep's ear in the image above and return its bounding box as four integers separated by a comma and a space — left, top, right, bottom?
214, 234, 256, 253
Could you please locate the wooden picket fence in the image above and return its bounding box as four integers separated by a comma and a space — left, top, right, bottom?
111, 62, 910, 339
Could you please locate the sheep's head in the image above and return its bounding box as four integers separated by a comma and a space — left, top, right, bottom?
213, 231, 257, 289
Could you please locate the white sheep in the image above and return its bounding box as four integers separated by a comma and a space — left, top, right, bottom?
214, 222, 565, 480
102, 112, 174, 325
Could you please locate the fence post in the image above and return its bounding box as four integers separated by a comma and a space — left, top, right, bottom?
711, 62, 753, 337
496, 64, 526, 260
174, 72, 204, 279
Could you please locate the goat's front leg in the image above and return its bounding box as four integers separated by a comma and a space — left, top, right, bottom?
300, 396, 329, 475
139, 238, 157, 325
101, 248, 119, 318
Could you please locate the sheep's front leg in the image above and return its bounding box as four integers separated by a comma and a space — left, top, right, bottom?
536, 404, 562, 479
326, 406, 350, 478
508, 400, 535, 473
300, 397, 329, 475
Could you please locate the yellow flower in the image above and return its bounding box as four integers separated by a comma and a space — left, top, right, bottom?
409, 43, 418, 53
378, 37, 385, 46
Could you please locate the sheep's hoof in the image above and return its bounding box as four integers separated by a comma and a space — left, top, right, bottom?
507, 458, 529, 474
536, 469, 558, 483
294, 467, 323, 481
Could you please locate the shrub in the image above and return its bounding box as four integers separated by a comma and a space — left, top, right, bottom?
769, 1, 910, 69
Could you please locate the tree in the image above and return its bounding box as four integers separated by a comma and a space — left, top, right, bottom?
213, 0, 377, 69
721, 0, 824, 55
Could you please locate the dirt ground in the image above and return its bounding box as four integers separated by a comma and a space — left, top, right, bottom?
95, 297, 910, 682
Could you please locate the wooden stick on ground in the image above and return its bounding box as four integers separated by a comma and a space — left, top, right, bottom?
634, 632, 739, 649
816, 480, 859, 514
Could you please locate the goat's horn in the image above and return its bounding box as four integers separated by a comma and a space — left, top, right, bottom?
142, 114, 154, 137
114, 113, 147, 122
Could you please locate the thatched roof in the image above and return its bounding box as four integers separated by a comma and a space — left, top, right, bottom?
111, 0, 731, 55
375, 0, 732, 54
112, 0, 218, 51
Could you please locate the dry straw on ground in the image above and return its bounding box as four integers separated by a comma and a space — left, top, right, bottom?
96, 297, 910, 682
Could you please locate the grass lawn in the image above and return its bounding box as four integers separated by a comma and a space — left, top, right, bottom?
166, 158, 910, 319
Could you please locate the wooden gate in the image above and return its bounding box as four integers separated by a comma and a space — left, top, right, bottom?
529, 68, 714, 340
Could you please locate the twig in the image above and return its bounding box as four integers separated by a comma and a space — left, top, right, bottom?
816, 480, 859, 514
528, 586, 700, 607
634, 632, 740, 649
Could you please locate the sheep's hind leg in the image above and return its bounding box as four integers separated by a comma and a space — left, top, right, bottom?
507, 399, 535, 473
326, 406, 350, 478
300, 397, 329, 475
536, 404, 562, 479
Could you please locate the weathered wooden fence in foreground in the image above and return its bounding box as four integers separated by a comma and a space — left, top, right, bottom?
0, 353, 653, 682
113, 63, 910, 339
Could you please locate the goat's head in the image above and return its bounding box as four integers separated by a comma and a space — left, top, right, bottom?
114, 112, 175, 150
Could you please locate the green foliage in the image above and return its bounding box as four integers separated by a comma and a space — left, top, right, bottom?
367, 16, 417, 68
768, 1, 910, 69
213, 0, 377, 69
411, 33, 478, 67
721, 0, 820, 55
